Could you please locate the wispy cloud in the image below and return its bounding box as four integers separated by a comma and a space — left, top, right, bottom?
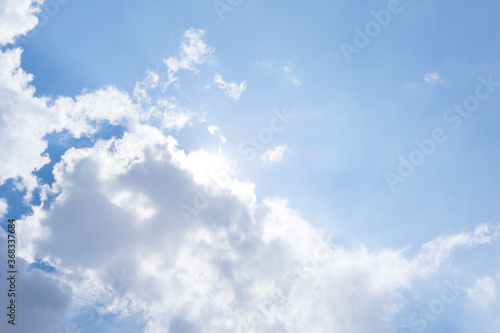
253, 59, 274, 72
213, 74, 247, 100
424, 72, 441, 85
164, 28, 214, 86
284, 63, 301, 86
133, 70, 160, 103
467, 276, 496, 309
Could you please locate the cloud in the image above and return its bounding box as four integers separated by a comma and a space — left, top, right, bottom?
284, 64, 301, 87
133, 70, 160, 103
153, 98, 193, 130
0, 28, 207, 191
424, 72, 441, 84
253, 60, 274, 72
467, 276, 496, 309
0, 198, 7, 218
413, 223, 500, 277
207, 125, 226, 143
15, 113, 500, 332
1, 12, 498, 331
0, 46, 140, 190
164, 28, 214, 86
0, 47, 64, 186
0, 231, 73, 333
261, 144, 287, 165
0, 0, 41, 46
213, 74, 247, 100
0, 25, 219, 206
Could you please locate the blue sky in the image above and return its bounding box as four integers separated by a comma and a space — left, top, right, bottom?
0, 0, 499, 332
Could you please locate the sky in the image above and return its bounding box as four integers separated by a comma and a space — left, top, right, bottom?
0, 0, 499, 332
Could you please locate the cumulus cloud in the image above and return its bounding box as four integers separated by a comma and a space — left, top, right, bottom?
0, 46, 140, 193
164, 28, 214, 86
0, 231, 73, 333
1, 7, 498, 331
261, 144, 287, 165
213, 74, 247, 100
0, 25, 207, 191
0, 47, 64, 186
15, 116, 500, 332
467, 276, 496, 309
0, 0, 41, 46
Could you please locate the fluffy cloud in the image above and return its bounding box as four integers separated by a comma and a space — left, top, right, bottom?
1, 6, 498, 331
261, 144, 287, 165
0, 0, 41, 46
0, 230, 73, 333
213, 74, 247, 101
0, 46, 138, 199
0, 30, 194, 191
0, 47, 64, 186
16, 118, 500, 332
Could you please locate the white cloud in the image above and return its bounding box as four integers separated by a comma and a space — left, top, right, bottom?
161, 110, 192, 130
207, 125, 226, 143
284, 64, 301, 86
424, 72, 441, 84
0, 198, 7, 218
0, 26, 212, 194
137, 95, 194, 131
155, 98, 193, 130
0, 46, 140, 202
0, 231, 73, 333
0, 0, 41, 46
1, 13, 498, 331
133, 70, 160, 103
164, 28, 214, 86
261, 144, 287, 165
15, 114, 500, 331
0, 47, 64, 186
467, 276, 496, 309
213, 74, 247, 100
413, 223, 500, 277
